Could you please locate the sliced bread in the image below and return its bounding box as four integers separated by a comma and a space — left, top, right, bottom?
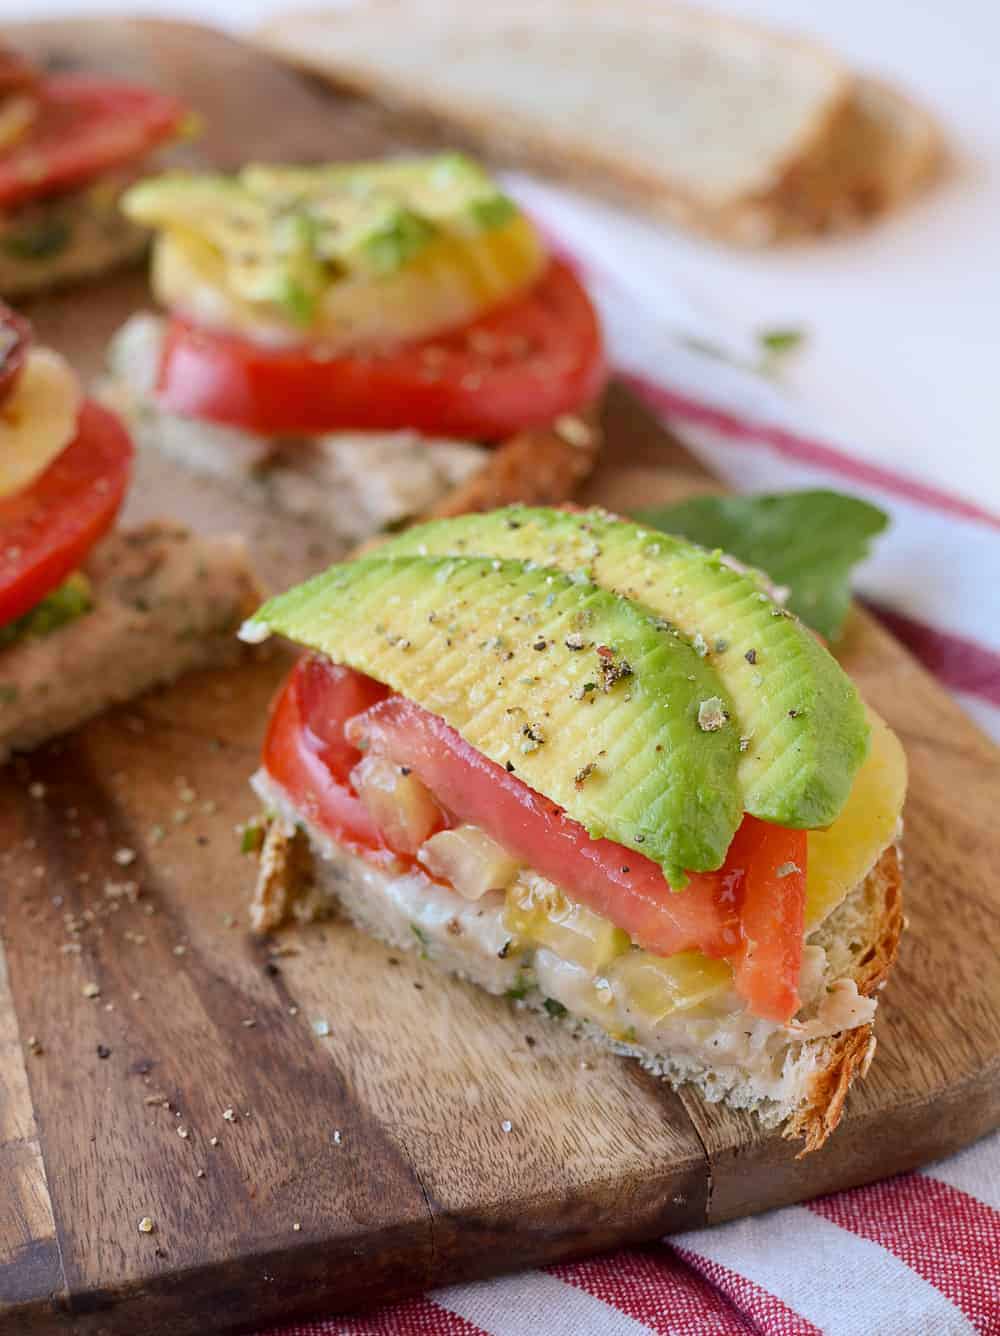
249, 764, 902, 1151
257, 1, 941, 244
0, 522, 259, 761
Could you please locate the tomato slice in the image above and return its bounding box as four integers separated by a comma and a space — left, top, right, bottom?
0, 399, 133, 627
0, 302, 31, 408
262, 657, 390, 857
264, 657, 807, 1022
266, 657, 739, 955
0, 76, 186, 209
725, 816, 806, 1023
156, 259, 606, 440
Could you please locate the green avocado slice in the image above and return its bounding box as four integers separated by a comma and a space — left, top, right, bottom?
245, 554, 744, 886
376, 506, 870, 829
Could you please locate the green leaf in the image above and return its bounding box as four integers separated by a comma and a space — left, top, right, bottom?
3, 217, 71, 262
633, 490, 889, 641
758, 327, 806, 357
240, 821, 265, 855
543, 997, 568, 1019
0, 572, 91, 648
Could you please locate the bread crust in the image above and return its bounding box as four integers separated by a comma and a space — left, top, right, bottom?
785, 843, 904, 1152
427, 406, 602, 520
256, 4, 940, 245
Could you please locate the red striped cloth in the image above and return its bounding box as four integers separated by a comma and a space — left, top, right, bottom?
255, 202, 1000, 1336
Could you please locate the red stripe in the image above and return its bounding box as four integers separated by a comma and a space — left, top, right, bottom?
673, 1247, 823, 1336
548, 1243, 756, 1334
621, 370, 1000, 531
256, 1294, 490, 1335
809, 1174, 1000, 1333
865, 601, 1000, 709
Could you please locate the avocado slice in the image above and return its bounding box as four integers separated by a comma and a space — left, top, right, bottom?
245, 554, 744, 886
122, 157, 523, 325
377, 507, 870, 829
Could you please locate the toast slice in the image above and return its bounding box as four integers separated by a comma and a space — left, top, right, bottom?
0, 521, 258, 762
256, 1, 941, 244
249, 766, 902, 1151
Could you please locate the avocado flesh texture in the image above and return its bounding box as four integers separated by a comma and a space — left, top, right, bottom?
378, 507, 870, 829
123, 156, 520, 324
248, 554, 743, 886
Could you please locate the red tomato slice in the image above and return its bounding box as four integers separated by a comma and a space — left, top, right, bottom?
726, 816, 806, 1024
156, 259, 606, 440
0, 75, 186, 209
346, 692, 743, 959
0, 302, 31, 408
262, 657, 390, 857
264, 657, 742, 960
0, 399, 133, 627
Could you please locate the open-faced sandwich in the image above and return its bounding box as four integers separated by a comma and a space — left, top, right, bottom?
105, 155, 605, 551
241, 505, 905, 1151
0, 303, 257, 763
0, 45, 188, 296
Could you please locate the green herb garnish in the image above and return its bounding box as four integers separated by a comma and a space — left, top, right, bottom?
240, 821, 265, 855
758, 327, 806, 358
634, 490, 888, 642
3, 217, 72, 262
543, 998, 568, 1019
0, 573, 92, 649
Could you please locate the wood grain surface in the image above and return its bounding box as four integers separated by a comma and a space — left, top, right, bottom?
1, 19, 998, 1335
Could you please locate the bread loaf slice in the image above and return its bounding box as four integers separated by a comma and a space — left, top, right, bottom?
0, 522, 259, 761
249, 766, 903, 1151
257, 1, 940, 244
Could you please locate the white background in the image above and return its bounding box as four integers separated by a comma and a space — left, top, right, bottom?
8, 0, 1000, 511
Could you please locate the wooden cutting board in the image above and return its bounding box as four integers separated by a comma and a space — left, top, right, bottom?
2, 20, 998, 1336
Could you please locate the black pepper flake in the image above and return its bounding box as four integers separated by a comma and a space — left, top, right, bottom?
264, 962, 280, 977
400, 766, 412, 776
532, 638, 548, 651
574, 761, 597, 788
788, 708, 801, 718
498, 940, 511, 959
96, 1044, 111, 1060
745, 648, 757, 664
505, 761, 516, 773
620, 866, 631, 874
413, 982, 424, 991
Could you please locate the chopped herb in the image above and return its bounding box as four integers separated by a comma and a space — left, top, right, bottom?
240, 821, 265, 855
543, 998, 568, 1019
3, 216, 72, 261
758, 326, 806, 359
